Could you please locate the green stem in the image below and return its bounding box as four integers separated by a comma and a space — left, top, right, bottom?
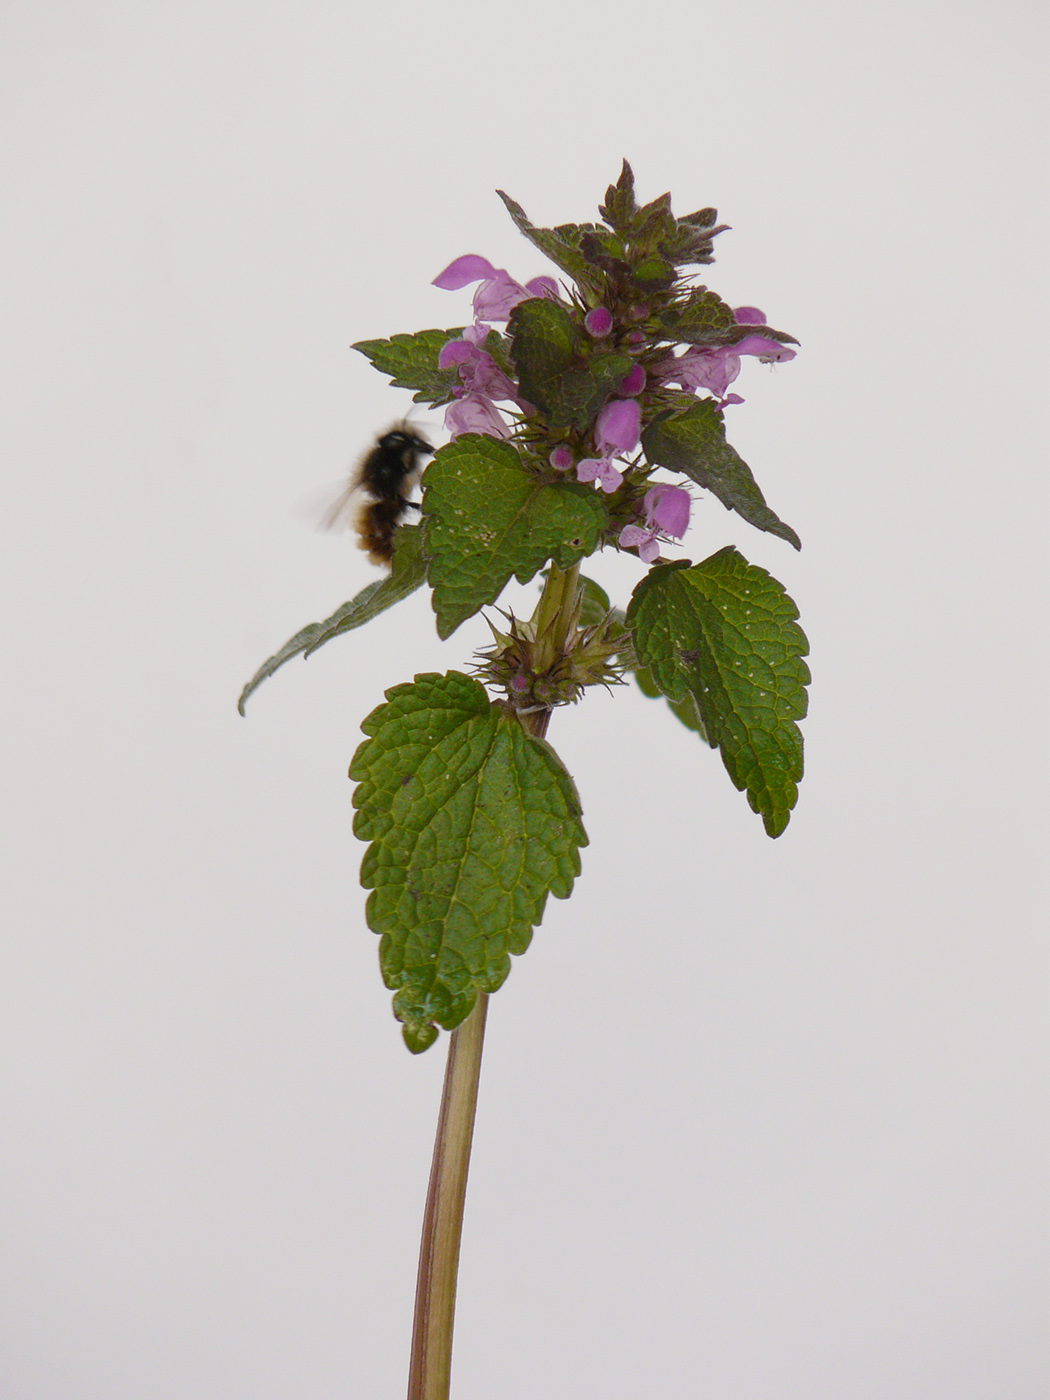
406, 994, 489, 1400
532, 560, 581, 673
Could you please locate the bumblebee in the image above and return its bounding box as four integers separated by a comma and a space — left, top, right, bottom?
324, 424, 433, 566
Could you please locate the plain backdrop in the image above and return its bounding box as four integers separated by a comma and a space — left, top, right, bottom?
2, 3, 1047, 1398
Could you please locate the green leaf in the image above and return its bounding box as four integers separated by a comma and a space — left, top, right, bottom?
352, 328, 463, 406
349, 671, 587, 1052
625, 550, 809, 837
506, 297, 575, 407
481, 328, 514, 379
422, 436, 607, 638
642, 400, 801, 550
237, 525, 428, 714
507, 299, 632, 431
631, 251, 675, 289
577, 574, 611, 627
657, 289, 738, 345
598, 160, 637, 230
657, 294, 797, 350
496, 190, 595, 284
633, 663, 711, 744
663, 208, 730, 267
578, 228, 629, 274
631, 191, 675, 244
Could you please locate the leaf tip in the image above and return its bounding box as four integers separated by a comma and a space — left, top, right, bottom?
403, 1020, 439, 1054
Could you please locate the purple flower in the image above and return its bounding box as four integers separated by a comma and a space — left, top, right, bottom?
433, 254, 559, 323
576, 457, 624, 493
438, 325, 519, 403
618, 483, 692, 564
576, 399, 640, 494
444, 393, 511, 440
646, 483, 691, 537
650, 306, 796, 405
550, 444, 574, 471
436, 323, 529, 441
598, 398, 641, 451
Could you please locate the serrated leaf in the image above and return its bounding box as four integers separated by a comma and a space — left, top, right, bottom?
508, 299, 632, 431
496, 190, 594, 284
633, 663, 711, 744
657, 289, 738, 345
642, 400, 801, 550
664, 211, 731, 267
557, 351, 636, 429
631, 191, 675, 243
678, 206, 719, 230
598, 160, 637, 230
349, 671, 587, 1052
625, 550, 809, 837
352, 328, 463, 406
422, 436, 607, 638
237, 526, 427, 714
506, 297, 575, 408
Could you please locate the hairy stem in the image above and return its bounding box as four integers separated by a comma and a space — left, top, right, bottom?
532, 560, 582, 674
406, 994, 489, 1400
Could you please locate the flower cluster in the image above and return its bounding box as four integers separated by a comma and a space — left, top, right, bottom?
429, 180, 797, 583
433, 255, 557, 441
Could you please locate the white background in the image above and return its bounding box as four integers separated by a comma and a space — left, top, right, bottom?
2, 3, 1047, 1397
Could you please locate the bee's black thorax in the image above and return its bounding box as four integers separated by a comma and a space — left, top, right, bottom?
353, 425, 433, 566
361, 430, 432, 499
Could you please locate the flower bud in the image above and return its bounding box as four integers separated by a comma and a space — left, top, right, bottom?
584, 306, 613, 338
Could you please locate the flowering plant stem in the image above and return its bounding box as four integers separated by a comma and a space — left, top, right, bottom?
406, 573, 566, 1400
533, 560, 581, 671
406, 992, 489, 1400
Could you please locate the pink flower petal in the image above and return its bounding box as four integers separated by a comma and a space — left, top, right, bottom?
444, 394, 510, 440
576, 457, 623, 493
595, 461, 623, 493
596, 398, 640, 455
432, 254, 499, 290
732, 306, 767, 325
525, 276, 559, 299
732, 334, 796, 363
438, 339, 474, 368
618, 524, 653, 550
645, 484, 691, 538
473, 271, 532, 322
